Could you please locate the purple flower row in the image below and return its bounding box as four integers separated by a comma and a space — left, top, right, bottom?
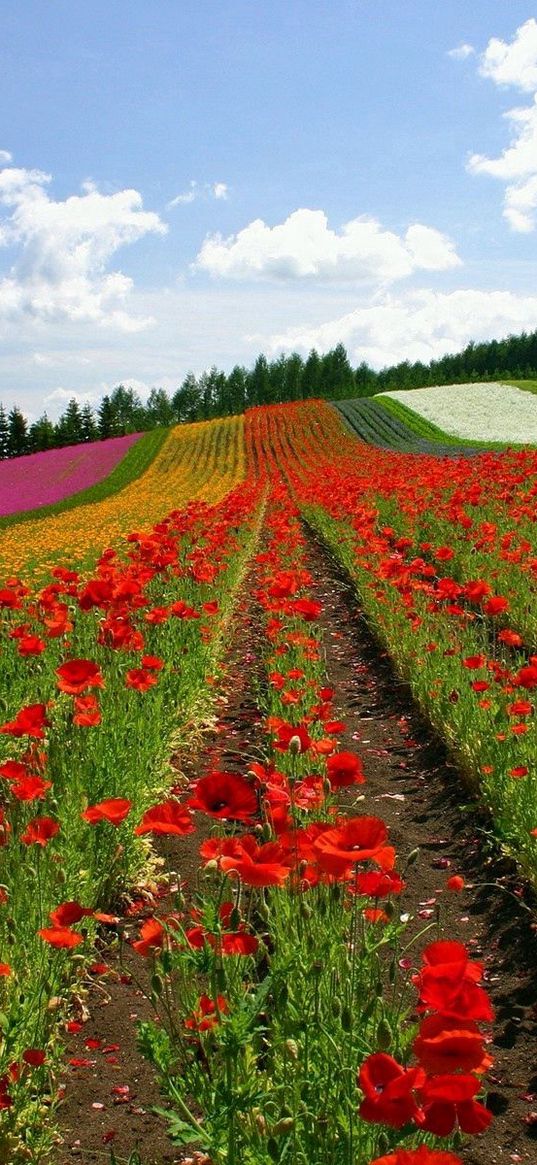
0, 433, 142, 517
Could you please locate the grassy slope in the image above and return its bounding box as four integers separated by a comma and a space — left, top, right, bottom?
0, 427, 169, 531
377, 392, 533, 451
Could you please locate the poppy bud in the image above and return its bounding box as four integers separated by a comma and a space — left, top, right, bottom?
376, 1017, 392, 1049
288, 735, 302, 755
227, 906, 240, 930
331, 997, 341, 1018
383, 899, 395, 919
272, 1117, 295, 1135
341, 1005, 352, 1032
204, 859, 218, 872
300, 902, 313, 920
151, 973, 163, 998
261, 822, 272, 841
285, 1040, 299, 1061
405, 847, 420, 867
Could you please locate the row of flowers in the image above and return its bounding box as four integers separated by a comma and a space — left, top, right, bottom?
122, 484, 494, 1165
0, 476, 262, 1159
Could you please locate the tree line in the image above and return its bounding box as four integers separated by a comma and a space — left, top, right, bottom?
2, 328, 537, 458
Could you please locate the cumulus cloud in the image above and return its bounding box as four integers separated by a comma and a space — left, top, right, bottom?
468, 20, 537, 231
259, 288, 537, 368
194, 208, 461, 284
448, 43, 475, 61
167, 180, 229, 208
0, 150, 12, 164
0, 160, 167, 330
479, 18, 537, 92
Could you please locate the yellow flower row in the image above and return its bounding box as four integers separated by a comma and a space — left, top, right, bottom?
0, 416, 246, 580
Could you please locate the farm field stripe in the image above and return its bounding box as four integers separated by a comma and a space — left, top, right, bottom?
0, 427, 167, 531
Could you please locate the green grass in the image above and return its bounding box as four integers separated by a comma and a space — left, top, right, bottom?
0, 427, 170, 531
377, 393, 532, 451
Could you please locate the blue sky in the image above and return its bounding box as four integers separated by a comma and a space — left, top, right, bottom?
1, 0, 537, 416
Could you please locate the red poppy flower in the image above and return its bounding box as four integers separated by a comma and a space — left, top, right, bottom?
314, 816, 388, 876
413, 1015, 490, 1074
21, 817, 60, 847
418, 1072, 492, 1136
141, 655, 164, 670
415, 940, 493, 1022
326, 751, 365, 789
354, 870, 405, 898
0, 703, 50, 739
134, 800, 194, 836
39, 926, 82, 949
131, 917, 166, 957
18, 635, 46, 657
56, 659, 104, 696
219, 930, 259, 957
22, 1049, 46, 1068
219, 835, 291, 886
371, 1147, 462, 1165
125, 668, 158, 692
0, 760, 28, 782
516, 665, 537, 689
73, 694, 101, 727
358, 1052, 424, 1128
49, 901, 94, 927
10, 775, 52, 802
184, 994, 229, 1032
273, 722, 312, 753
0, 964, 11, 976
81, 798, 132, 826
189, 772, 258, 821
483, 595, 508, 617
447, 875, 465, 892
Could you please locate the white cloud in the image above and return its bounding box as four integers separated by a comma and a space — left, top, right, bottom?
194, 208, 461, 284
167, 180, 229, 208
448, 43, 475, 61
0, 161, 167, 330
468, 20, 537, 231
0, 150, 12, 164
479, 18, 537, 92
260, 288, 537, 368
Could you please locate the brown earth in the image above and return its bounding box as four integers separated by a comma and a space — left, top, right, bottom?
55, 526, 537, 1165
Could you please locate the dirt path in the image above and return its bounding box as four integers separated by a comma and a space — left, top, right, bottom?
55, 526, 537, 1165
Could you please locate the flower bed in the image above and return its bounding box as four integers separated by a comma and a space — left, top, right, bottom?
0, 433, 141, 516
382, 383, 537, 444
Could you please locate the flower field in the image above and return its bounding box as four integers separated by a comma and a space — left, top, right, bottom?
0, 434, 142, 518
381, 383, 537, 444
0, 402, 536, 1165
0, 416, 245, 578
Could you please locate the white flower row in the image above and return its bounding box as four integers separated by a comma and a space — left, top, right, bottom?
382, 382, 537, 444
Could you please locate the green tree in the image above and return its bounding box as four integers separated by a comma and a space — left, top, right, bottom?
98, 395, 118, 439
29, 413, 56, 452
172, 373, 201, 423
7, 407, 29, 457
80, 404, 98, 443
56, 398, 84, 446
